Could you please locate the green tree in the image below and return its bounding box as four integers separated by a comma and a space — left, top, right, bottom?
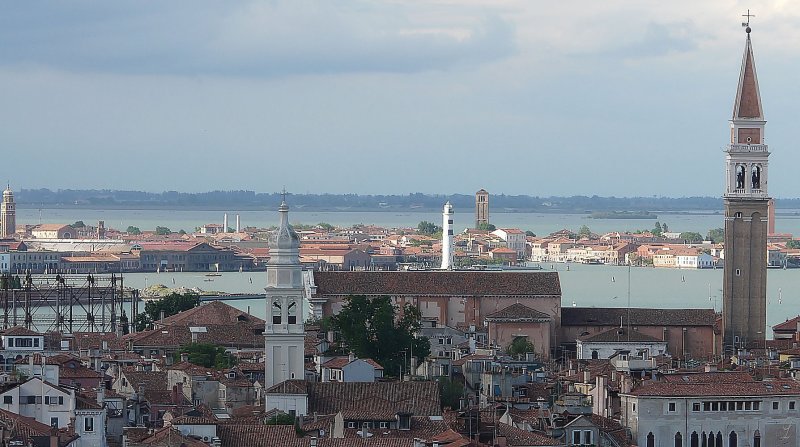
330, 295, 430, 377
178, 229, 187, 235
126, 226, 142, 235
652, 221, 663, 237
71, 220, 85, 228
175, 343, 236, 368
477, 222, 496, 231
662, 223, 669, 233
317, 222, 335, 231
135, 292, 200, 331
707, 228, 725, 244
525, 230, 536, 237
679, 232, 704, 243
507, 336, 536, 357
266, 413, 296, 425
578, 225, 592, 238
417, 221, 441, 235
787, 240, 800, 249
155, 226, 171, 235
437, 377, 465, 410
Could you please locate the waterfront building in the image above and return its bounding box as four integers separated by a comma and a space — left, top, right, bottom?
723, 24, 770, 351
0, 185, 14, 238
263, 199, 305, 393
491, 228, 527, 260
475, 188, 489, 228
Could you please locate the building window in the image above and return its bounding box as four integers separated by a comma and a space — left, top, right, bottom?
379, 422, 388, 429
647, 432, 655, 447
692, 403, 700, 412
668, 402, 677, 412
50, 417, 58, 428
2, 396, 11, 404
583, 430, 593, 445
674, 432, 682, 447
753, 402, 760, 411
790, 401, 796, 410
347, 422, 355, 429
573, 430, 581, 445
632, 403, 636, 412
84, 417, 94, 432
690, 432, 699, 447
728, 431, 737, 447
753, 430, 761, 447
773, 401, 779, 410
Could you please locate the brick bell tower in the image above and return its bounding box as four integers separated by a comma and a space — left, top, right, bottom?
722, 20, 770, 352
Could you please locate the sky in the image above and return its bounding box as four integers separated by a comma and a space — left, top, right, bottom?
1, 1, 799, 198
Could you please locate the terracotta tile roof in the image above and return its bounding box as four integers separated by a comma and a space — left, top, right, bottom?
773, 316, 800, 332
2, 326, 41, 336
628, 378, 800, 397
659, 371, 753, 384
135, 426, 208, 446
217, 425, 303, 447
124, 322, 262, 348
265, 379, 308, 395
308, 381, 441, 420
578, 327, 662, 343
73, 331, 126, 350
322, 357, 384, 370
121, 370, 168, 392
312, 271, 561, 297
159, 300, 264, 326
497, 422, 559, 446
0, 408, 78, 447
485, 303, 551, 322
562, 307, 715, 327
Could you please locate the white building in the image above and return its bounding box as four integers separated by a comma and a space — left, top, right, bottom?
264, 199, 306, 413
576, 327, 667, 360
491, 228, 527, 260
0, 377, 74, 428
321, 356, 383, 383
621, 372, 800, 447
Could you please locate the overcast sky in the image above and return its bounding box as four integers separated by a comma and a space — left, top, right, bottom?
2, 1, 799, 197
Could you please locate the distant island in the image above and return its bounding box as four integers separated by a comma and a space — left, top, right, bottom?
589, 210, 658, 219
13, 188, 800, 213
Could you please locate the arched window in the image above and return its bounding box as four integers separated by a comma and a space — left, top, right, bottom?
591, 350, 599, 359
707, 432, 715, 447
288, 300, 297, 324
701, 432, 707, 447
751, 165, 761, 190
736, 164, 746, 189
647, 432, 655, 447
728, 431, 737, 447
753, 430, 761, 447
691, 431, 699, 447
716, 432, 723, 446
675, 432, 683, 447
272, 300, 282, 324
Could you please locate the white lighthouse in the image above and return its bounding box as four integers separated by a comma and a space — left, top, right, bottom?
441, 201, 454, 270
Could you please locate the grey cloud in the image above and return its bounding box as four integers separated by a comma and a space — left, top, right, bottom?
0, 1, 516, 76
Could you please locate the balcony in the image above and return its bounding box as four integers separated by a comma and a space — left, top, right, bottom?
727, 144, 769, 153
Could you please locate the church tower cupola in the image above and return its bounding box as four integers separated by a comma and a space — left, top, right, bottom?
1, 184, 16, 238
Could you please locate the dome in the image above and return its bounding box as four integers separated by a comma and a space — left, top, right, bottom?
269, 201, 300, 250
2, 185, 12, 197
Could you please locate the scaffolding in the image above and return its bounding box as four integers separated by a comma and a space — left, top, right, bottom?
0, 273, 138, 334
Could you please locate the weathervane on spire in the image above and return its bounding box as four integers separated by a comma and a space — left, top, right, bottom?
742, 9, 754, 33
281, 187, 287, 203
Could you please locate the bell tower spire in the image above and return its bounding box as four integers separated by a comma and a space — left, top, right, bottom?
722, 18, 770, 353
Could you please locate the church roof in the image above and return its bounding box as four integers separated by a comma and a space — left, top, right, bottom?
578, 326, 662, 343
312, 271, 561, 297
732, 29, 763, 119
562, 307, 715, 327
485, 303, 551, 322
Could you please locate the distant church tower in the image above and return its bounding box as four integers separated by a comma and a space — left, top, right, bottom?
264, 198, 305, 389
441, 202, 454, 269
722, 23, 769, 350
1, 185, 16, 238
475, 189, 489, 228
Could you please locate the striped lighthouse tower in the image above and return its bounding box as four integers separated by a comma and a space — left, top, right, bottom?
441, 201, 454, 270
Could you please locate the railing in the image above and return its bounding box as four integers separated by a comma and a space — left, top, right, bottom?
728, 144, 768, 152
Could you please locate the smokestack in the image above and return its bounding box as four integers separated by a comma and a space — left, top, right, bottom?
440, 202, 454, 270
236, 214, 240, 233
223, 213, 228, 233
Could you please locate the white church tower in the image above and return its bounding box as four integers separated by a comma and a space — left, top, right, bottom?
441, 201, 454, 270
264, 198, 305, 389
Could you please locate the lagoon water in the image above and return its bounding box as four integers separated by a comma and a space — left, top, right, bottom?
17, 207, 800, 237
